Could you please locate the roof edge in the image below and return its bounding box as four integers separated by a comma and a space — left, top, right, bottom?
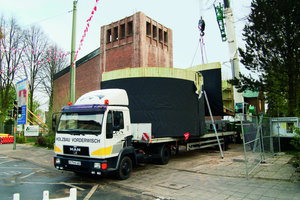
54, 47, 100, 80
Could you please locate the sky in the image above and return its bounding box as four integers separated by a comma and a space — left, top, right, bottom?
0, 0, 252, 110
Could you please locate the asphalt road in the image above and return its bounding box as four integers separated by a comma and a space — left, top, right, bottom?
0, 155, 151, 200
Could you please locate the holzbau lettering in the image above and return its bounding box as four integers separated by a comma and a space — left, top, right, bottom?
56, 137, 100, 143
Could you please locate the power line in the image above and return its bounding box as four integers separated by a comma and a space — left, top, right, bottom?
25, 10, 73, 26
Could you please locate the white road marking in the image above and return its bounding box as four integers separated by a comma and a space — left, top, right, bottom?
0, 167, 42, 170
83, 184, 98, 200
0, 160, 15, 165
60, 182, 85, 191
21, 182, 97, 185
0, 171, 21, 176
20, 169, 44, 179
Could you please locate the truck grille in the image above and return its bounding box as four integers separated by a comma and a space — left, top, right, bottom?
63, 145, 89, 156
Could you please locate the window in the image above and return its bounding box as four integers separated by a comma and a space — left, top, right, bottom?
106, 111, 124, 132
146, 22, 151, 36
164, 31, 168, 43
113, 26, 118, 41
58, 113, 104, 134
159, 28, 163, 42
152, 25, 157, 39
113, 111, 124, 129
127, 21, 133, 36
106, 29, 112, 43
120, 24, 125, 39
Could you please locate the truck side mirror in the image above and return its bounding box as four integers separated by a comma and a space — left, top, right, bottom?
106, 123, 113, 139
52, 113, 59, 131
106, 111, 113, 139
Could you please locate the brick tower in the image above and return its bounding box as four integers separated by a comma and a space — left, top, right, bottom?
53, 12, 173, 112
100, 11, 173, 75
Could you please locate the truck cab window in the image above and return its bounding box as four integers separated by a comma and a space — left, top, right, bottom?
113, 111, 124, 129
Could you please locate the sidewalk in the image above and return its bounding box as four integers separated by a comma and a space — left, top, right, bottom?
0, 143, 54, 170
1, 143, 299, 200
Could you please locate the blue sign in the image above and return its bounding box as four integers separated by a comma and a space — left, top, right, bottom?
16, 78, 28, 125
18, 105, 27, 125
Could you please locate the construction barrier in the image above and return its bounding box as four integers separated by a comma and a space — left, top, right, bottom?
13, 188, 77, 200
0, 136, 14, 144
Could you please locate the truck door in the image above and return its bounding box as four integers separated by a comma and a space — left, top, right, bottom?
105, 110, 125, 157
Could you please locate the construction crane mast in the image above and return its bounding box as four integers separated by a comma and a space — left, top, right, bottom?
215, 0, 244, 104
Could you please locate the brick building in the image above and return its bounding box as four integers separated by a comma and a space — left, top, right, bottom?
53, 12, 173, 112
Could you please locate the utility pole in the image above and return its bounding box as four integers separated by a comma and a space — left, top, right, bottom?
69, 0, 77, 104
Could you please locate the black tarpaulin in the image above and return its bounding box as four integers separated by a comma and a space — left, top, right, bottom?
101, 77, 205, 138
200, 68, 224, 116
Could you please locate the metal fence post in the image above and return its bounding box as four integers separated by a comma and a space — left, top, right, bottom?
260, 114, 266, 162
241, 114, 249, 179
277, 122, 281, 152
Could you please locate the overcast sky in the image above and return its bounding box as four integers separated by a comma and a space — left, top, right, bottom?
0, 0, 252, 110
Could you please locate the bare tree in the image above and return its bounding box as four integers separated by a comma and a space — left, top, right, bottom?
22, 25, 48, 114
40, 45, 68, 117
0, 17, 25, 122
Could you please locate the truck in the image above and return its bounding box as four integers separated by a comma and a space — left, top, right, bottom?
53, 67, 235, 180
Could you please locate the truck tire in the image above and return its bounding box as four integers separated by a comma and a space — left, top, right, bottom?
117, 156, 132, 180
158, 144, 170, 165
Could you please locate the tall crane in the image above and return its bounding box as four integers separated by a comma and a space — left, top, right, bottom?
214, 0, 244, 104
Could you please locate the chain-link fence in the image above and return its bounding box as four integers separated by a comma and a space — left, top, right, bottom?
261, 116, 281, 154
240, 114, 264, 178
240, 114, 286, 178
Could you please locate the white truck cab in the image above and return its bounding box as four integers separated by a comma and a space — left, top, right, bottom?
54, 89, 137, 179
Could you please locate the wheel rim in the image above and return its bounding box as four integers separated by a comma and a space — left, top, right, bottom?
121, 160, 131, 176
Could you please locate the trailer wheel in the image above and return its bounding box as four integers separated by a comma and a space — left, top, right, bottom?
117, 156, 132, 180
158, 144, 170, 165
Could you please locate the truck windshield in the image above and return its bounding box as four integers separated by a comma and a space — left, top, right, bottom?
57, 113, 104, 134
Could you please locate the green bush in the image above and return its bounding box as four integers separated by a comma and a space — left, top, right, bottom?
4, 119, 14, 134
16, 136, 25, 144
291, 127, 300, 150
290, 127, 300, 168
45, 132, 55, 149
35, 132, 55, 149
36, 136, 46, 146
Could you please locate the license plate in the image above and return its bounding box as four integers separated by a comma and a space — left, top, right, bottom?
68, 160, 81, 166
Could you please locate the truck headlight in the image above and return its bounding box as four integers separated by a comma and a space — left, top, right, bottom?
94, 163, 101, 169
55, 158, 61, 164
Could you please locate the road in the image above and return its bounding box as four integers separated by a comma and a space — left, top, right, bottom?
0, 155, 151, 200
1, 143, 300, 200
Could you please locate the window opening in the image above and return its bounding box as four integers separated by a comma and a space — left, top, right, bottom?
120, 24, 125, 39
127, 21, 133, 36
164, 31, 168, 43
159, 28, 163, 42
106, 29, 112, 43
113, 26, 118, 41
146, 22, 151, 36
152, 25, 157, 39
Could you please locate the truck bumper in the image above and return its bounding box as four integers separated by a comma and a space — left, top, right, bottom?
54, 155, 117, 175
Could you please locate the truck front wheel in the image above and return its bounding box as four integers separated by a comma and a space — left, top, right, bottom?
117, 156, 132, 180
